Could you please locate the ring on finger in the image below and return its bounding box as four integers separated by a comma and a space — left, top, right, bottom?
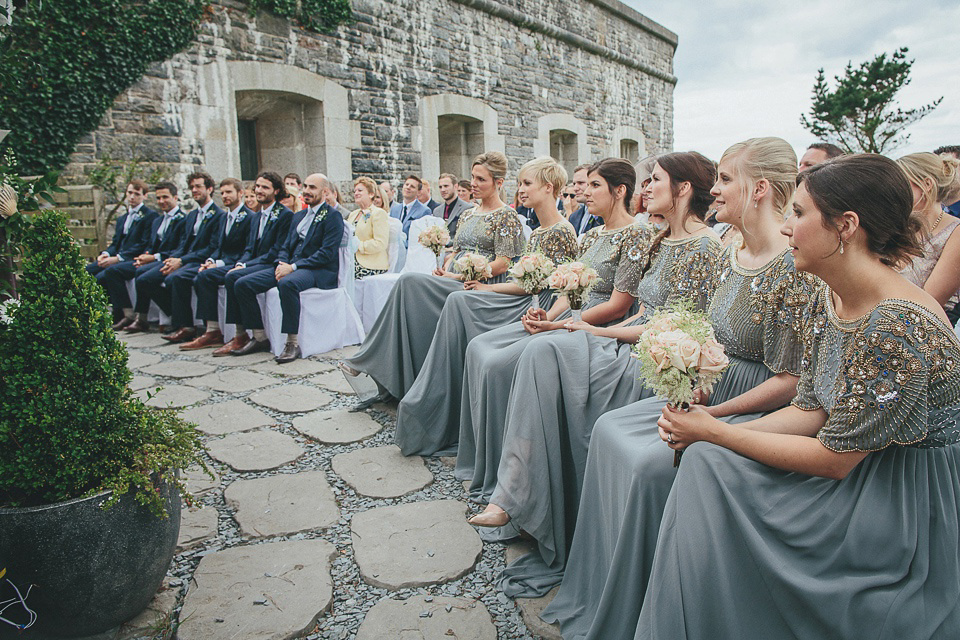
667, 433, 675, 444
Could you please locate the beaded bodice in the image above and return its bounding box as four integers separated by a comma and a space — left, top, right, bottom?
451, 205, 525, 267
899, 216, 960, 309
792, 287, 960, 452
528, 219, 580, 265
635, 234, 722, 320
578, 222, 652, 308
709, 248, 818, 374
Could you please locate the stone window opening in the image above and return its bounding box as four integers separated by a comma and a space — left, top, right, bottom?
235, 90, 325, 180
619, 138, 640, 164
438, 114, 485, 180
549, 129, 580, 177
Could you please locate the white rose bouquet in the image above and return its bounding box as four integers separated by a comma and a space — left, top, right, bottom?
454, 252, 493, 282
508, 252, 555, 309
631, 298, 729, 466
419, 225, 451, 268
547, 261, 598, 320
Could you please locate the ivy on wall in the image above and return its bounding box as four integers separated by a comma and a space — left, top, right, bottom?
0, 0, 353, 176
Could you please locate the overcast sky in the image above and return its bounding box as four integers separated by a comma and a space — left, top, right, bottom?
623, 0, 959, 161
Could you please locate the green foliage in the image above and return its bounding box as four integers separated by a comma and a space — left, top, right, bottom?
0, 211, 207, 516
89, 145, 167, 230
249, 0, 353, 32
0, 0, 205, 175
801, 47, 942, 154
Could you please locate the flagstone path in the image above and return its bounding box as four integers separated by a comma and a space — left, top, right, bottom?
99, 332, 562, 640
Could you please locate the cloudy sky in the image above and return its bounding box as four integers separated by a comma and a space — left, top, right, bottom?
624, 0, 959, 161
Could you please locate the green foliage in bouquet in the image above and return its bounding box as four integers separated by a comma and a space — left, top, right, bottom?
0, 211, 206, 516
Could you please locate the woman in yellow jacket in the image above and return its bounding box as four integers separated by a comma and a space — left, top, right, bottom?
348, 177, 391, 278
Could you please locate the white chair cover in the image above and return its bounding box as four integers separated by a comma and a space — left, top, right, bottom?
521, 220, 533, 242
258, 224, 365, 357
386, 217, 404, 273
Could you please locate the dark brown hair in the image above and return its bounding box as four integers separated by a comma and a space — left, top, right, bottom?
154, 181, 178, 197
654, 151, 716, 219
256, 171, 287, 201
283, 172, 302, 186
587, 158, 636, 208
186, 171, 215, 190
219, 177, 243, 193
127, 178, 149, 194
808, 142, 845, 159
799, 154, 922, 267
404, 174, 423, 190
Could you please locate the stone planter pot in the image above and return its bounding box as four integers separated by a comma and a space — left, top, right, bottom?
0, 481, 181, 638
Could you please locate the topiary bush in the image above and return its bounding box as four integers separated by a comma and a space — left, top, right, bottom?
0, 210, 206, 516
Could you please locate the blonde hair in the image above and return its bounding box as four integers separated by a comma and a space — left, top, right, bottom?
897, 152, 960, 208
720, 137, 798, 217
353, 176, 379, 200
472, 151, 508, 183
518, 156, 568, 197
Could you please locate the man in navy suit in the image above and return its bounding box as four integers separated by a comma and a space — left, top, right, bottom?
390, 175, 430, 243
233, 172, 344, 363
178, 177, 257, 350
128, 172, 223, 336
418, 179, 441, 213
567, 164, 603, 237
212, 172, 293, 356
87, 179, 157, 324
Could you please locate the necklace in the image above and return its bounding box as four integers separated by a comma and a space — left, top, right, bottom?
931, 208, 945, 232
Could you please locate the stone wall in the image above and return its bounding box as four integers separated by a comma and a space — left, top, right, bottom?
62, 0, 676, 198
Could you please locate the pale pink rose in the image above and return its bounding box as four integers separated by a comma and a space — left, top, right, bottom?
579, 271, 598, 288
658, 330, 693, 370
699, 338, 728, 374
649, 345, 670, 372
564, 273, 580, 291
676, 336, 701, 370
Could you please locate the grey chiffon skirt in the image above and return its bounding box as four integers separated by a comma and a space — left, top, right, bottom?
542, 355, 774, 639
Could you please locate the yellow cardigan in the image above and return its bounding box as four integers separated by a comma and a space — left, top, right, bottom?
348, 206, 390, 270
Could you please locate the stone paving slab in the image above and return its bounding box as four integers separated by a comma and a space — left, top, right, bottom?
178, 539, 337, 640
177, 505, 218, 552
293, 409, 383, 444
139, 360, 217, 379
250, 358, 334, 377
206, 429, 305, 471
183, 464, 220, 494
147, 342, 194, 354
224, 471, 339, 538
118, 332, 168, 348
352, 500, 482, 589
355, 595, 497, 640
213, 351, 276, 367
137, 385, 210, 408
249, 385, 332, 413
180, 399, 275, 436
517, 587, 561, 640
307, 370, 356, 395
129, 374, 158, 391
182, 369, 276, 393
331, 445, 433, 498
319, 345, 359, 360
125, 350, 162, 370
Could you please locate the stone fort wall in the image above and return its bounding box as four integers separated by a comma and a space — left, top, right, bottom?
62, 0, 676, 196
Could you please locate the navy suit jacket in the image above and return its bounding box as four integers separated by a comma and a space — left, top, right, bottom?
389, 199, 430, 239
174, 203, 224, 263
569, 204, 602, 235
208, 205, 256, 266
145, 208, 187, 260
239, 204, 294, 267
108, 206, 157, 260
278, 205, 344, 287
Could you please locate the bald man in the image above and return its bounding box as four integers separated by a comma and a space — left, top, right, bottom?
232, 173, 345, 363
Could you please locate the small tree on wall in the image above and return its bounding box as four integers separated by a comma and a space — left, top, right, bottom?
800, 47, 942, 154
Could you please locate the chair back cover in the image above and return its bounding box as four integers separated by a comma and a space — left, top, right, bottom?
403, 215, 448, 274
386, 217, 404, 273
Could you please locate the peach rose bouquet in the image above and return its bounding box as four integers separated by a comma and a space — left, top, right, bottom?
632, 298, 729, 465
508, 252, 556, 309
547, 261, 598, 320
454, 252, 493, 282
419, 225, 451, 268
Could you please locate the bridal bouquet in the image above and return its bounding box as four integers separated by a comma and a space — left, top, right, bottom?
631, 299, 729, 465
455, 252, 493, 282
509, 252, 555, 309
419, 225, 451, 268
548, 261, 598, 319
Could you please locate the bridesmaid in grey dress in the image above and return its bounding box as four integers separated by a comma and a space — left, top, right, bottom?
394, 156, 579, 456
639, 154, 960, 639
467, 153, 724, 598
544, 137, 815, 638
340, 151, 524, 400
454, 159, 649, 515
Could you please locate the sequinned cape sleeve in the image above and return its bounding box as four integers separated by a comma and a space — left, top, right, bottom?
665, 236, 722, 312
613, 224, 653, 296
489, 207, 526, 259
529, 221, 579, 265
758, 252, 821, 376
816, 301, 960, 452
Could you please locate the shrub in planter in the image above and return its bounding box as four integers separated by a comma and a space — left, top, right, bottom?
0, 210, 207, 634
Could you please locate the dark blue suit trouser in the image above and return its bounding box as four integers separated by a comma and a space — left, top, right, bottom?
168, 264, 201, 329
223, 263, 272, 325
234, 266, 330, 334
193, 264, 234, 324
93, 261, 137, 320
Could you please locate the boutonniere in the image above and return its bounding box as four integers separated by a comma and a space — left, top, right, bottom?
315, 209, 328, 224
172, 211, 184, 221
235, 211, 247, 223
202, 209, 215, 220
268, 209, 279, 222
132, 210, 144, 221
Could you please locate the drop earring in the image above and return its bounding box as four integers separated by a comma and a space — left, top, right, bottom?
838, 234, 845, 255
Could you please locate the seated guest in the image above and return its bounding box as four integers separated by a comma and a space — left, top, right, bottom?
418, 179, 440, 213
233, 173, 345, 363
457, 179, 473, 203
513, 187, 538, 230
559, 182, 578, 219
389, 175, 430, 242
379, 180, 396, 211
280, 186, 299, 213
179, 178, 257, 350
798, 141, 844, 171
243, 182, 260, 212
348, 177, 390, 279
934, 145, 960, 218
433, 172, 472, 238
371, 184, 388, 210
98, 182, 178, 330
212, 172, 293, 356
568, 164, 603, 237
129, 172, 223, 337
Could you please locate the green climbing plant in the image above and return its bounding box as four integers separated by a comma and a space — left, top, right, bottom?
249, 0, 353, 32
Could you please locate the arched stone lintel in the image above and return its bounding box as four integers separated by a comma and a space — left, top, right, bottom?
608, 124, 647, 160
533, 113, 589, 165
415, 93, 505, 182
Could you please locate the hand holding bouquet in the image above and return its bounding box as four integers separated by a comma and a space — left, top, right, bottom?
631, 299, 729, 466
419, 225, 451, 268
548, 261, 598, 318
455, 252, 493, 282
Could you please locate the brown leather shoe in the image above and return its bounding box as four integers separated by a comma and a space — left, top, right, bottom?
112, 317, 134, 331
213, 334, 250, 357
275, 343, 301, 364
179, 329, 224, 351
161, 326, 197, 343
124, 318, 151, 333
231, 338, 272, 356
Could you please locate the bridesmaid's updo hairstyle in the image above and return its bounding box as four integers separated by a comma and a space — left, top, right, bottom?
587, 157, 637, 207
896, 152, 960, 208
473, 151, 508, 184
655, 151, 716, 220
798, 154, 923, 267
721, 137, 798, 216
